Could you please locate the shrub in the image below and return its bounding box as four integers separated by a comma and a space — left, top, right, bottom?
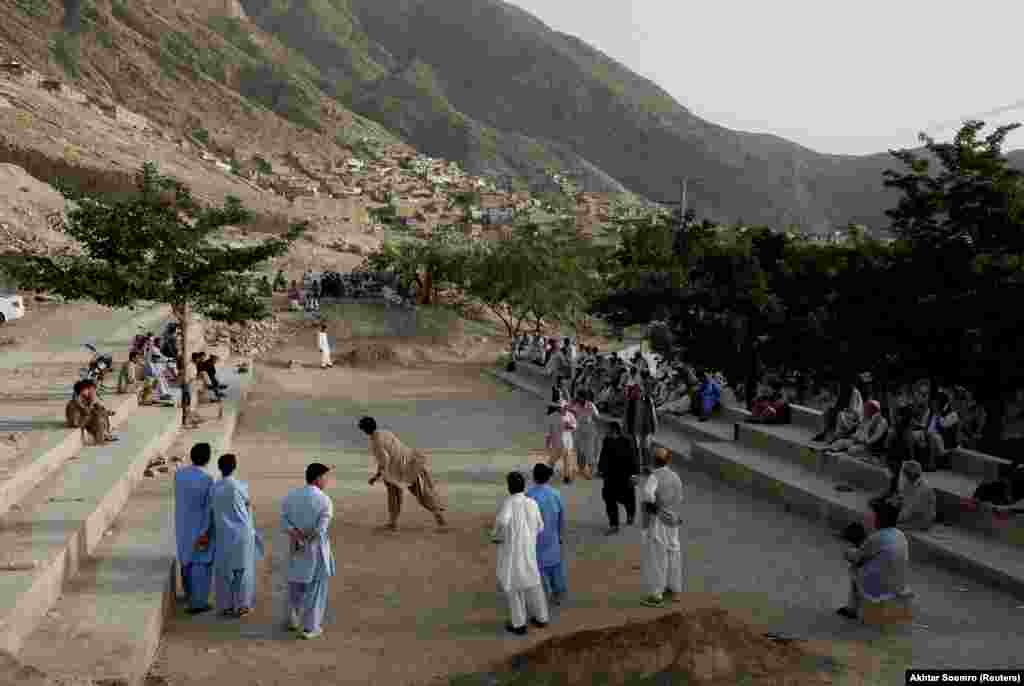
51, 33, 81, 79
190, 128, 210, 146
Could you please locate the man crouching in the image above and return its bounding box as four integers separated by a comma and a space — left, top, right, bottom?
67, 379, 119, 444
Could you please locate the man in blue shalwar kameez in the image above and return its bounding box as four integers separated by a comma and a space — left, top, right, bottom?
281, 462, 336, 640
174, 442, 215, 615
210, 453, 262, 618
526, 463, 567, 606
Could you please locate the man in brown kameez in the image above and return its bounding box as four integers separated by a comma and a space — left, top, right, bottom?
359, 416, 447, 530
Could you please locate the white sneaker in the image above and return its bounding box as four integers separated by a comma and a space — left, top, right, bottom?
299, 628, 323, 640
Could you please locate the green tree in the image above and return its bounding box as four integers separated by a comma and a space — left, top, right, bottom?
883, 120, 1024, 449
360, 225, 472, 305
6, 162, 306, 424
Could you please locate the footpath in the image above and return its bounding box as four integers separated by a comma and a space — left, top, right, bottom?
489, 362, 1024, 601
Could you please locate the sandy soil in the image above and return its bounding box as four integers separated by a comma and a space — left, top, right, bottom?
147, 337, 860, 686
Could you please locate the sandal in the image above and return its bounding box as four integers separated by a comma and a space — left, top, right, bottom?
236, 607, 252, 617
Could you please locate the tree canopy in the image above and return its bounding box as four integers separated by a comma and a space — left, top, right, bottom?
6, 162, 307, 422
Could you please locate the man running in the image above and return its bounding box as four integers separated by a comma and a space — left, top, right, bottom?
359, 416, 447, 530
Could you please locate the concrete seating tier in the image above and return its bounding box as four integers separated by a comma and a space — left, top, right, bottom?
0, 392, 140, 518
680, 440, 1024, 600
489, 365, 1024, 598
657, 413, 734, 444
733, 421, 1024, 547
15, 368, 252, 686
0, 404, 181, 657
764, 404, 1012, 482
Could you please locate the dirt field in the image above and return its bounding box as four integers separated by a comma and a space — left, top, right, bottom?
146, 334, 878, 686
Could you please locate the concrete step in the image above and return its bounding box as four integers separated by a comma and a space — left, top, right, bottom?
657, 412, 733, 443
15, 368, 253, 686
0, 404, 181, 657
0, 392, 141, 518
677, 439, 1024, 600
733, 421, 1024, 546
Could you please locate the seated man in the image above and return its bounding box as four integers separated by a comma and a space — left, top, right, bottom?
691, 371, 721, 423
827, 400, 889, 457
747, 380, 791, 425
117, 351, 142, 395
67, 379, 118, 444
892, 460, 936, 531
837, 499, 908, 620
143, 338, 174, 402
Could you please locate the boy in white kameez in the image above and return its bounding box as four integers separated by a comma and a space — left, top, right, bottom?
281, 463, 336, 639
318, 324, 333, 369
492, 471, 549, 635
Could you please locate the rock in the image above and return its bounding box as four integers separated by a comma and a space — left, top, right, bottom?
157, 466, 169, 473
144, 469, 155, 477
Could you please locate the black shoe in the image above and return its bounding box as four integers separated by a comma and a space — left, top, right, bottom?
836, 607, 858, 620
186, 605, 212, 615
811, 432, 826, 442
530, 618, 548, 628
626, 516, 635, 526
505, 623, 527, 635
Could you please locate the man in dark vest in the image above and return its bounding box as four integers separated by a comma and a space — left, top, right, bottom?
639, 446, 684, 608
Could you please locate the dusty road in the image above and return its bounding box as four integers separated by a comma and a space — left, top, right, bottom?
149, 341, 1024, 686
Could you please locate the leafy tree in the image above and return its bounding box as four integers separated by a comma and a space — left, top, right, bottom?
883, 120, 1024, 449
6, 162, 306, 424
359, 225, 473, 305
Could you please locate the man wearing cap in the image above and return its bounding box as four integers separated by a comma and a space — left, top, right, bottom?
281, 463, 335, 639
492, 471, 549, 635
893, 460, 936, 531
639, 447, 685, 608
360, 416, 447, 530
526, 464, 567, 606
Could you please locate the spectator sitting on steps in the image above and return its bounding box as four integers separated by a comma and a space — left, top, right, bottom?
746, 379, 791, 425
812, 378, 863, 443
892, 460, 936, 531
836, 499, 908, 621
117, 351, 141, 395
67, 379, 118, 444
826, 400, 889, 458
691, 370, 721, 423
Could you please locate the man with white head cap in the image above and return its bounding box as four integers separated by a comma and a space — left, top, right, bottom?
893, 460, 936, 531
639, 446, 685, 607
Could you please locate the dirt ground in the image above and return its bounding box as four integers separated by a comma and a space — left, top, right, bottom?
147, 336, 870, 686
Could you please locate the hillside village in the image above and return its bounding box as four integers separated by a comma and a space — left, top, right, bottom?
0, 56, 648, 262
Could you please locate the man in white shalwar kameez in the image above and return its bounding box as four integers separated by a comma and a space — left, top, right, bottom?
318, 324, 333, 369
210, 454, 262, 617
174, 442, 215, 614
492, 471, 550, 635
281, 463, 336, 640
639, 447, 685, 608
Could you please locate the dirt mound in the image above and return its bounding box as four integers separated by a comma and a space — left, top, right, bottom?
502, 608, 833, 686
337, 342, 402, 367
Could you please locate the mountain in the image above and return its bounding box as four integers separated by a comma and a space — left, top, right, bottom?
233, 0, 928, 231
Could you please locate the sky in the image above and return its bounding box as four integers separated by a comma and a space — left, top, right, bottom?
505, 0, 1024, 156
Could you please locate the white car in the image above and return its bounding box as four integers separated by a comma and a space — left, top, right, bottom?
0, 294, 25, 324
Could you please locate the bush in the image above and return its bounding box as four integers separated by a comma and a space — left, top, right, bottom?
238, 63, 320, 131
191, 128, 210, 146
252, 155, 272, 175
14, 0, 47, 18
51, 33, 81, 79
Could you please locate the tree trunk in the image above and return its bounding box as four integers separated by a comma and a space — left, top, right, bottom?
175, 303, 192, 427
743, 317, 759, 410
420, 271, 433, 306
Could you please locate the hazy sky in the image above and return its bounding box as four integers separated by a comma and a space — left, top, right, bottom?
506, 0, 1024, 156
